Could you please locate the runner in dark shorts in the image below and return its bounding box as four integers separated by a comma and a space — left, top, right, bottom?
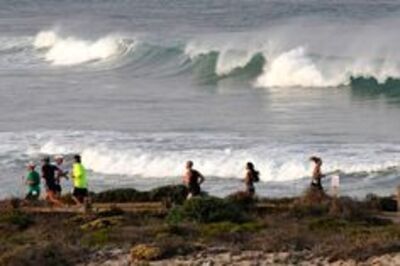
71, 154, 89, 207
183, 161, 205, 199
310, 156, 325, 190
41, 157, 63, 207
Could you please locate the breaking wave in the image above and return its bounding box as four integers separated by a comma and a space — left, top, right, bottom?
1, 130, 398, 182
33, 30, 135, 66
1, 30, 400, 89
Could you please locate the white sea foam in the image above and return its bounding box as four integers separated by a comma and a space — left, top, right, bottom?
33, 30, 134, 66
255, 46, 400, 88
256, 47, 332, 87
2, 130, 396, 182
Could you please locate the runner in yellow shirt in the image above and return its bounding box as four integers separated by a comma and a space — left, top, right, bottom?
71, 154, 89, 206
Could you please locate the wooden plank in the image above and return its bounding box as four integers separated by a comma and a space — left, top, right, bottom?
19, 201, 167, 214
93, 202, 164, 208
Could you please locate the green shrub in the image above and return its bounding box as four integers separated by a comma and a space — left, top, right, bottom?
166, 197, 249, 224
165, 207, 185, 224
200, 221, 264, 238
365, 194, 398, 212
226, 191, 256, 211
92, 185, 190, 204
149, 185, 188, 205
308, 217, 349, 231
289, 203, 329, 218
93, 188, 149, 202
0, 243, 75, 266
378, 197, 397, 212
299, 187, 330, 205
0, 211, 34, 230
81, 228, 111, 247
329, 197, 368, 220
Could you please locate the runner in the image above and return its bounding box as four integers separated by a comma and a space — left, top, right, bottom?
183, 161, 205, 199
25, 162, 40, 201
244, 162, 259, 196
71, 154, 89, 206
54, 155, 69, 196
310, 156, 325, 190
41, 156, 63, 206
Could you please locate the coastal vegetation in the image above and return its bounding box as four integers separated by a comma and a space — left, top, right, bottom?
0, 186, 399, 265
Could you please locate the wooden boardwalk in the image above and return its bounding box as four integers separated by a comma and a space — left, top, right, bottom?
20, 202, 167, 214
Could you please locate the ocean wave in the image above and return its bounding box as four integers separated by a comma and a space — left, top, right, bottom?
184, 42, 264, 78
255, 46, 400, 88
33, 30, 135, 66
1, 130, 399, 182
1, 30, 400, 88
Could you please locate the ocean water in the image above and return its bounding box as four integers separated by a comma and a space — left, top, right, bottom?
1, 0, 400, 198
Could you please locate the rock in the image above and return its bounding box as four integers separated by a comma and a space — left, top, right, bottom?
130, 244, 162, 262
80, 216, 123, 231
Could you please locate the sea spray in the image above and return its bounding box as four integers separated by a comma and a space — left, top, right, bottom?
33, 30, 134, 66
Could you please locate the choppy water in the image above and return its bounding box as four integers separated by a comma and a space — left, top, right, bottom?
1, 0, 400, 198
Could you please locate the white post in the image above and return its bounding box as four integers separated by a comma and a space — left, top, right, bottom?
331, 175, 340, 198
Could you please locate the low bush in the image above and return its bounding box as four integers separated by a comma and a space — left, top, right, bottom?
365, 194, 397, 212
156, 237, 200, 259
200, 221, 264, 238
329, 197, 368, 220
81, 228, 111, 247
92, 185, 189, 205
149, 185, 188, 205
93, 188, 149, 203
0, 243, 80, 266
289, 203, 329, 218
166, 197, 250, 224
308, 217, 350, 232
299, 187, 330, 205
0, 210, 34, 230
226, 191, 256, 211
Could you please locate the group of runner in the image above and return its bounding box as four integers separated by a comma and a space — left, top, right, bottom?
24, 154, 89, 206
182, 157, 325, 198
182, 160, 261, 198
24, 155, 324, 204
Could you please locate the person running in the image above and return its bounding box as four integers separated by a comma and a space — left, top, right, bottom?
183, 161, 205, 199
71, 154, 89, 206
310, 156, 325, 190
41, 156, 63, 207
25, 162, 41, 201
54, 155, 69, 196
244, 162, 259, 196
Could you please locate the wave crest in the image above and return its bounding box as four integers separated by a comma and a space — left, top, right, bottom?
1, 30, 399, 87
34, 30, 135, 66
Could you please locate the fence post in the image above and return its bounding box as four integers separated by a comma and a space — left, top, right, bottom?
397, 186, 400, 212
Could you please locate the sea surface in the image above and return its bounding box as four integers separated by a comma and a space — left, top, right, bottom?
1, 0, 400, 198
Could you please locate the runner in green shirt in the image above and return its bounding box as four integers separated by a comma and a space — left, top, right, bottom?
25, 162, 40, 200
